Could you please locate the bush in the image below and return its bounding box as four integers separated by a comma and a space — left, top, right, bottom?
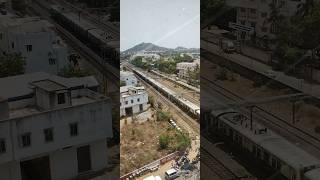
159, 134, 170, 149
174, 133, 191, 151
156, 111, 171, 121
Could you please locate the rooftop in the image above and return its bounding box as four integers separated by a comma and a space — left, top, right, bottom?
0, 72, 98, 99
30, 79, 68, 92
215, 110, 320, 169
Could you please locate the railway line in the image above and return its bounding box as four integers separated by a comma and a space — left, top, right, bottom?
53, 0, 119, 39
201, 148, 240, 180
144, 70, 200, 105
124, 64, 252, 179
201, 55, 320, 156
125, 64, 200, 135
29, 0, 119, 90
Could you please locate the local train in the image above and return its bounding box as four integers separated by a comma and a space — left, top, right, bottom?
133, 68, 200, 119
50, 5, 119, 68
202, 109, 320, 180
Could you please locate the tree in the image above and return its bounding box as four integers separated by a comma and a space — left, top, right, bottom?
156, 110, 171, 121
59, 66, 93, 78
0, 53, 25, 78
159, 134, 170, 150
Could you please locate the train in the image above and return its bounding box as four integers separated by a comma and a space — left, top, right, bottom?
132, 68, 200, 119
49, 5, 119, 68
202, 108, 320, 180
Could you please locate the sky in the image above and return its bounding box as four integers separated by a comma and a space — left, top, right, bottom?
120, 0, 200, 51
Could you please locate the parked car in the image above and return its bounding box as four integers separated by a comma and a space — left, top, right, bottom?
165, 168, 179, 180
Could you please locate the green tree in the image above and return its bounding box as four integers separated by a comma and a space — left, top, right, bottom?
174, 133, 191, 151
159, 134, 170, 150
0, 53, 25, 78
156, 110, 171, 121
59, 66, 93, 78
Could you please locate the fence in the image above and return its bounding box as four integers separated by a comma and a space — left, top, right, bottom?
120, 151, 182, 180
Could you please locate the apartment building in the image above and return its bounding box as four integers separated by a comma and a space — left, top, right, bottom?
120, 71, 138, 86
0, 16, 68, 75
226, 0, 305, 41
120, 85, 149, 117
176, 59, 200, 79
0, 72, 112, 180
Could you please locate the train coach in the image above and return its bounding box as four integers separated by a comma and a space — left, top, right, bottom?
203, 109, 320, 180
133, 68, 200, 119
50, 5, 119, 67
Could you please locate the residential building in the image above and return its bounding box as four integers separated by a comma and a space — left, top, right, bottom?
120, 71, 138, 86
0, 72, 112, 180
120, 85, 149, 117
226, 0, 305, 41
0, 16, 69, 75
176, 59, 200, 79
130, 52, 160, 61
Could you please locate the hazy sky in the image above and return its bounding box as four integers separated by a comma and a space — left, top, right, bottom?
120, 0, 200, 51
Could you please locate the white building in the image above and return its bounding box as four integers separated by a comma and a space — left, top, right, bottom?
226, 0, 305, 41
0, 72, 112, 180
120, 85, 149, 117
0, 16, 69, 75
176, 59, 200, 79
120, 71, 138, 86
130, 52, 160, 61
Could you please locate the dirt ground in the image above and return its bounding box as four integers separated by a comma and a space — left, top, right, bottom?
120, 109, 179, 176
202, 58, 320, 139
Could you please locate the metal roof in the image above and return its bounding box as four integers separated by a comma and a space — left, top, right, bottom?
214, 111, 320, 169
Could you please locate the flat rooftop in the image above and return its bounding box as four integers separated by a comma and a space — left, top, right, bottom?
31, 79, 68, 92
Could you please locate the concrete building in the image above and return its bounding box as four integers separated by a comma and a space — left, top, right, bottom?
0, 72, 112, 180
226, 0, 305, 41
176, 59, 200, 79
130, 52, 160, 62
0, 16, 69, 75
120, 85, 149, 117
120, 71, 138, 86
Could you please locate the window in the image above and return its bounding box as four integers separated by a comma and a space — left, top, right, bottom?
261, 12, 267, 17
49, 58, 56, 65
26, 45, 32, 52
44, 128, 54, 142
69, 123, 78, 137
11, 42, 14, 49
0, 139, 6, 153
21, 133, 31, 147
240, 20, 245, 25
240, 7, 246, 12
137, 98, 140, 102
0, 33, 2, 40
131, 100, 133, 103
57, 93, 65, 104
125, 101, 128, 105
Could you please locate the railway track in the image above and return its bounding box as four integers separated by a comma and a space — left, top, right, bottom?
201, 148, 240, 180
54, 0, 119, 39
201, 56, 320, 154
125, 64, 200, 135
29, 0, 119, 88
145, 70, 200, 105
